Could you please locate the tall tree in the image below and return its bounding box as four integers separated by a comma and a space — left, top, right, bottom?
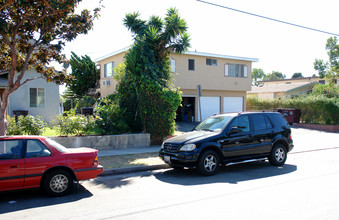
68, 52, 100, 97
0, 1, 101, 135
264, 71, 286, 80
117, 8, 190, 143
251, 68, 265, 85
292, 72, 304, 78
314, 36, 339, 82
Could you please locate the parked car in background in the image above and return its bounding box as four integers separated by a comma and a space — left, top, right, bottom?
0, 136, 103, 196
159, 112, 293, 176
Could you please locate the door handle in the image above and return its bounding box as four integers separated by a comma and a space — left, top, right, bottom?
10, 165, 19, 168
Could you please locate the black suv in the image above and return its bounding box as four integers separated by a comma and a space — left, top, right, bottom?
159, 112, 294, 176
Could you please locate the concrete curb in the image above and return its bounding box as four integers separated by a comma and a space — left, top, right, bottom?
99, 164, 170, 176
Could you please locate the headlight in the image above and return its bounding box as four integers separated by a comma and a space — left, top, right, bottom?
180, 144, 196, 151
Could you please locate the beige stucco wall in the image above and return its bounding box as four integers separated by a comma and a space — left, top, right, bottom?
97, 51, 253, 97
171, 53, 252, 92
97, 51, 126, 97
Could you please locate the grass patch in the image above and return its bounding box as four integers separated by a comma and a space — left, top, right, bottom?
98, 152, 164, 169
42, 127, 59, 136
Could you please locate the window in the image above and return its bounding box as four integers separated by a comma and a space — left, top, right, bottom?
188, 59, 195, 70
102, 80, 111, 86
0, 140, 23, 159
26, 140, 51, 158
206, 58, 217, 66
252, 115, 267, 131
265, 116, 273, 129
230, 116, 250, 132
30, 88, 45, 107
319, 80, 325, 84
104, 62, 114, 78
171, 59, 176, 72
225, 64, 248, 77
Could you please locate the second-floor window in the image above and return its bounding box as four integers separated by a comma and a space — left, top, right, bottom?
206, 58, 217, 66
171, 59, 176, 72
104, 62, 114, 78
188, 59, 195, 71
30, 88, 45, 108
225, 64, 248, 78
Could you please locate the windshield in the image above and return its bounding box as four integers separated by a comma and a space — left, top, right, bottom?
46, 138, 69, 153
194, 116, 233, 132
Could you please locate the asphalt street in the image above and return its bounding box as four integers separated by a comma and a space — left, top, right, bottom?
0, 128, 338, 220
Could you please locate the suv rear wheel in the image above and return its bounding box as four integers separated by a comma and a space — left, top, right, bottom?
269, 144, 287, 166
197, 150, 219, 176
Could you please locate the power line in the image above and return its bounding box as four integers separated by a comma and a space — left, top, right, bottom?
196, 0, 339, 37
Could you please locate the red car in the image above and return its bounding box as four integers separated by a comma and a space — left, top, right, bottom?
0, 136, 103, 196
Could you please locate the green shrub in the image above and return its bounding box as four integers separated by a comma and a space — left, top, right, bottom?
311, 84, 339, 98
95, 94, 130, 135
7, 116, 25, 135
247, 96, 339, 125
7, 115, 46, 135
138, 81, 182, 144
52, 110, 97, 136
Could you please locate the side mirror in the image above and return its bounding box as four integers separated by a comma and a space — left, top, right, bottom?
230, 126, 241, 134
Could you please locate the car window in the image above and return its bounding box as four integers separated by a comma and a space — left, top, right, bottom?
45, 138, 69, 153
26, 140, 51, 158
230, 116, 250, 132
195, 116, 233, 132
252, 115, 267, 131
265, 115, 273, 129
0, 140, 23, 159
270, 113, 289, 127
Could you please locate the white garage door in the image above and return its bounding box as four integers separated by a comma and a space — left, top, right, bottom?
223, 97, 243, 113
199, 97, 220, 121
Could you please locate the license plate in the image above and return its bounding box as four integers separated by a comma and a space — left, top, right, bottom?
164, 156, 170, 163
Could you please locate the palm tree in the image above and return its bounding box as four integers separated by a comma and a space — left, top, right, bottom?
123, 8, 190, 82
117, 8, 190, 143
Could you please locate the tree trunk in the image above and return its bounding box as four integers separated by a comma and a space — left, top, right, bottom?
0, 91, 10, 136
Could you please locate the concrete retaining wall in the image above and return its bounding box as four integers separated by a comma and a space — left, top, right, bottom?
294, 123, 339, 133
50, 133, 150, 150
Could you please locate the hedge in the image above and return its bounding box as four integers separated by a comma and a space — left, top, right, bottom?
247, 96, 339, 125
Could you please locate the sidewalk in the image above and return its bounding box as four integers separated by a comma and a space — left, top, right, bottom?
98, 122, 197, 176
98, 145, 169, 176
97, 127, 339, 176
98, 146, 161, 157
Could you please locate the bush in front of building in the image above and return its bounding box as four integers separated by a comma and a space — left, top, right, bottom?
51, 109, 97, 136
95, 94, 130, 135
7, 115, 46, 135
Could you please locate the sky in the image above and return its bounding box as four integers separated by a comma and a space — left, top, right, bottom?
64, 0, 339, 79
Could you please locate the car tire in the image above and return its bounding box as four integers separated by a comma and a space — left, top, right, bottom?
43, 169, 73, 197
197, 150, 219, 176
269, 144, 287, 166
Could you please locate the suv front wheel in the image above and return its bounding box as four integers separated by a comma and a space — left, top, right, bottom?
269, 144, 287, 166
197, 150, 220, 176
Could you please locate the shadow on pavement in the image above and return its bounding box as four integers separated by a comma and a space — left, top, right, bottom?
0, 184, 93, 214
155, 161, 297, 185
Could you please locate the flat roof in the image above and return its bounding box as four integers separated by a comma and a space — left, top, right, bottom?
94, 47, 259, 62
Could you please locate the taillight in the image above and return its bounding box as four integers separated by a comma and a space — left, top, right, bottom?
93, 156, 99, 166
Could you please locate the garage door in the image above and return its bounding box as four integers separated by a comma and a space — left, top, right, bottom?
223, 97, 243, 113
199, 97, 220, 121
